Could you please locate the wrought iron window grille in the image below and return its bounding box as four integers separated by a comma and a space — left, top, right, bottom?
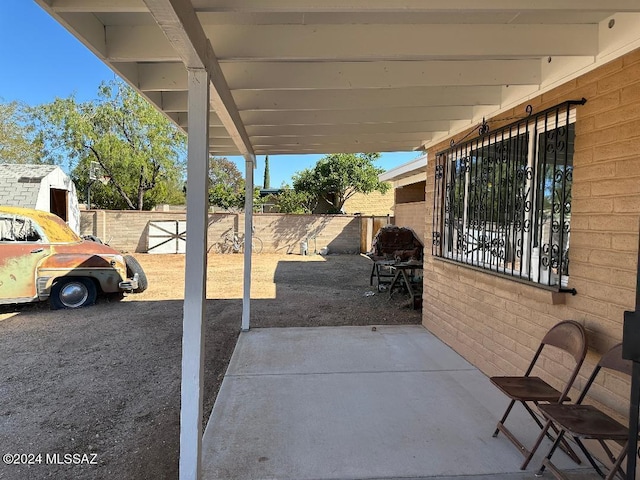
432, 99, 586, 291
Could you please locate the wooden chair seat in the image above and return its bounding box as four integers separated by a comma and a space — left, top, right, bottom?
490, 376, 567, 402
539, 404, 628, 440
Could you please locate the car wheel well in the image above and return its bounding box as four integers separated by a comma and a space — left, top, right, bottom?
52, 276, 101, 292
50, 277, 98, 310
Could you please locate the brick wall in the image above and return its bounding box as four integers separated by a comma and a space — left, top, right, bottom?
80, 210, 361, 254
394, 201, 426, 245
423, 47, 640, 419
343, 190, 394, 216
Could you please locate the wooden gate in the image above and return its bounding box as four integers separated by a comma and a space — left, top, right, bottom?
147, 220, 186, 254
360, 215, 393, 253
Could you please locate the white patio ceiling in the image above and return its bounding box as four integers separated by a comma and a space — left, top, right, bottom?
36, 1, 640, 160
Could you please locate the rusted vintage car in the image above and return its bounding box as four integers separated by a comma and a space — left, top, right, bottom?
0, 206, 147, 309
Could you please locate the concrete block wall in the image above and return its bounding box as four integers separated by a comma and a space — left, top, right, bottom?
394, 202, 426, 245
80, 210, 361, 254
244, 213, 361, 254
423, 47, 640, 419
343, 190, 394, 216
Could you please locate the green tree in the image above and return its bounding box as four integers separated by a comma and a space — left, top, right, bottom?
292, 153, 389, 213
208, 156, 261, 211
208, 156, 244, 210
263, 155, 271, 189
33, 80, 186, 210
0, 101, 45, 164
266, 185, 314, 214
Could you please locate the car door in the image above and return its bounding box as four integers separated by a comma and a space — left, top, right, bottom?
0, 214, 51, 303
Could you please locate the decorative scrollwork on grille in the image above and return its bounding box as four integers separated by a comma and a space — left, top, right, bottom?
433, 99, 583, 288
432, 232, 441, 246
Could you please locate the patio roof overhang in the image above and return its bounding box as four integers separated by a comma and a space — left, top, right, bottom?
36, 1, 640, 159
33, 2, 640, 480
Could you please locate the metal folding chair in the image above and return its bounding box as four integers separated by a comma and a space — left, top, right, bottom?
490, 320, 588, 469
536, 343, 633, 480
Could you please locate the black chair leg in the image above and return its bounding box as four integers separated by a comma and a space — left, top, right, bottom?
536, 428, 566, 477
493, 399, 516, 437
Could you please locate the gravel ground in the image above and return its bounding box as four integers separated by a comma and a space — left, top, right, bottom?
0, 253, 421, 480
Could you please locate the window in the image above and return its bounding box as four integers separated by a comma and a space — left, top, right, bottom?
432, 100, 583, 289
0, 215, 42, 242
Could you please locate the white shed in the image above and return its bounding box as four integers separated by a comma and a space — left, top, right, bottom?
0, 164, 80, 234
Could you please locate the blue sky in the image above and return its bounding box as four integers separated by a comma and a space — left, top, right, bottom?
0, 0, 421, 186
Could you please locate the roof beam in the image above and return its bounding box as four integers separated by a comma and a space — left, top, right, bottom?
233, 86, 504, 111
251, 132, 431, 146
156, 103, 477, 126
253, 145, 425, 155
221, 60, 540, 89
246, 121, 451, 137
194, 11, 622, 27
205, 24, 598, 61
180, 126, 229, 137
107, 23, 599, 62
137, 59, 540, 91
142, 0, 255, 160
49, 0, 147, 12
240, 106, 475, 126
191, 0, 640, 13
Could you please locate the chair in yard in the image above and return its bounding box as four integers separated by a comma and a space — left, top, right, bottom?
490, 320, 588, 470
535, 343, 633, 480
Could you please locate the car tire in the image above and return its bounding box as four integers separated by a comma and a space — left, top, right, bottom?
124, 255, 148, 293
50, 277, 97, 310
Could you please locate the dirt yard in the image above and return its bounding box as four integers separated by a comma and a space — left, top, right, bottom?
0, 253, 421, 480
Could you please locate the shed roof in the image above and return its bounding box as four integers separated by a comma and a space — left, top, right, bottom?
0, 164, 59, 208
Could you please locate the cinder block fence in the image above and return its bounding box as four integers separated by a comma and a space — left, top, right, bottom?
80, 210, 392, 254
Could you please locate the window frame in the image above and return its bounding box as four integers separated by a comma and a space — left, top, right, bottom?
432, 99, 583, 291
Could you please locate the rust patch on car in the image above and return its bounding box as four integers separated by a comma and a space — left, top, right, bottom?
0, 253, 42, 300
40, 254, 113, 269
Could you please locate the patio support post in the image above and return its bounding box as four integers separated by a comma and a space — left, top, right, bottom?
242, 156, 255, 331
180, 68, 210, 480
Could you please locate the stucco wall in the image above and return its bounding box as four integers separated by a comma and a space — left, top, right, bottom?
396, 181, 426, 204
80, 210, 361, 255
422, 48, 640, 419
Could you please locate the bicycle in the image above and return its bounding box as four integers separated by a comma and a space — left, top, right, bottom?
212, 231, 263, 254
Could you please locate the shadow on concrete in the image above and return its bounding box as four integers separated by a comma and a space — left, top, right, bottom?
0, 255, 420, 480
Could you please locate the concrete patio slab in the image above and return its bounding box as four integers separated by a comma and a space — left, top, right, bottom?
202, 325, 597, 480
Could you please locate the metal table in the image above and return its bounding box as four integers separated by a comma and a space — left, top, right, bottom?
388, 262, 423, 309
